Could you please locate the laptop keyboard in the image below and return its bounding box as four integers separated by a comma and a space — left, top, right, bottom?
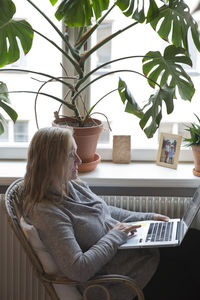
145, 222, 174, 242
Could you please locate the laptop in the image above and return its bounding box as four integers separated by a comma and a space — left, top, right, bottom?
119, 186, 200, 249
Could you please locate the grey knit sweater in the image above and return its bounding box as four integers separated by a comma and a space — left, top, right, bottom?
27, 180, 159, 300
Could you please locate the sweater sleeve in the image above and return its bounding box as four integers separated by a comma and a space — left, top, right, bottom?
75, 179, 155, 222
30, 205, 128, 283
108, 205, 155, 222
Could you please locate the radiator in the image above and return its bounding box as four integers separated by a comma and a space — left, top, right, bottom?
101, 195, 200, 229
1, 194, 199, 300
101, 195, 191, 218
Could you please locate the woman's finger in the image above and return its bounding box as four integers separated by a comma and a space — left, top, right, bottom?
153, 214, 169, 222
125, 224, 141, 234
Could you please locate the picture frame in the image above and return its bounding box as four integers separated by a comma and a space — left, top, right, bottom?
156, 133, 182, 169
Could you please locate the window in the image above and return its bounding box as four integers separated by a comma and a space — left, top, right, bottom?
0, 0, 200, 162
0, 121, 28, 142
89, 0, 200, 161
0, 0, 62, 158
14, 121, 29, 142
7, 37, 27, 69
0, 122, 9, 142
96, 22, 112, 69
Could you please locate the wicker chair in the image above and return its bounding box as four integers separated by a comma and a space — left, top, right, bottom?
4, 178, 145, 300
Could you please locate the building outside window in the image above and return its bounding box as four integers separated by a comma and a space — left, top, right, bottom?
14, 121, 29, 142
0, 122, 9, 142
0, 0, 62, 151
0, 121, 28, 142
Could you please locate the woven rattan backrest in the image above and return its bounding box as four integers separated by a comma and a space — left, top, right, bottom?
5, 179, 44, 273
5, 178, 60, 300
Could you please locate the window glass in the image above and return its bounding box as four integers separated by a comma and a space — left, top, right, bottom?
0, 0, 62, 146
96, 22, 112, 69
0, 122, 9, 142
0, 120, 29, 143
14, 121, 29, 142
90, 0, 200, 150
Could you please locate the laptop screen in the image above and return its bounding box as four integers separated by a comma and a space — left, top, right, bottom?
183, 187, 200, 228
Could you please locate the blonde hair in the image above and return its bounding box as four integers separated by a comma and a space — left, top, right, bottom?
22, 127, 74, 214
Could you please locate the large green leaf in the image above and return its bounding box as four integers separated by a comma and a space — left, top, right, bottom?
115, 0, 146, 23
49, 0, 110, 26
0, 82, 18, 128
140, 85, 175, 138
118, 78, 144, 118
49, 0, 58, 5
143, 45, 194, 100
0, 81, 10, 103
118, 78, 175, 138
149, 0, 200, 52
0, 0, 34, 67
0, 100, 18, 122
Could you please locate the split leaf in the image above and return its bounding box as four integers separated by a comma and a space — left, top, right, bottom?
143, 45, 194, 101
0, 0, 33, 67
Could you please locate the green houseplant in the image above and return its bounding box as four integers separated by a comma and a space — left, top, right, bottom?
184, 114, 200, 177
0, 0, 200, 170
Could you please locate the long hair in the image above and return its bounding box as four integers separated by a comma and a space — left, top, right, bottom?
22, 127, 74, 214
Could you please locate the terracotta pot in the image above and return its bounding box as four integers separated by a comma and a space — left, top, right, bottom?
52, 117, 103, 172
78, 153, 101, 172
192, 145, 200, 176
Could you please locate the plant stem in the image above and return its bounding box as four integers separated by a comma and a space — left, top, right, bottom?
80, 21, 138, 64
84, 88, 118, 121
75, 3, 116, 50
26, 0, 80, 62
31, 27, 82, 74
76, 27, 86, 44
76, 55, 151, 89
34, 77, 73, 129
2, 90, 75, 110
73, 69, 161, 104
0, 69, 74, 90
89, 112, 112, 131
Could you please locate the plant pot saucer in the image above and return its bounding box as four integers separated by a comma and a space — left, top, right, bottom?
193, 168, 200, 177
78, 153, 101, 173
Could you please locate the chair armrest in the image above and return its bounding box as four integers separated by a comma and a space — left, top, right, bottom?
42, 273, 145, 300
42, 273, 78, 285
84, 275, 144, 300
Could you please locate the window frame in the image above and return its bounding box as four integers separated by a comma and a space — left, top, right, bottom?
0, 21, 199, 162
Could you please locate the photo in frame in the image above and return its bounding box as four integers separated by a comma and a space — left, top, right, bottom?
156, 133, 182, 169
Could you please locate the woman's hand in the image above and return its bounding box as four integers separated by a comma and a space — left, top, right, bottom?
113, 222, 141, 236
153, 214, 169, 222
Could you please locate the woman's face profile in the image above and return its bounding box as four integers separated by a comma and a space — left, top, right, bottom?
68, 143, 82, 180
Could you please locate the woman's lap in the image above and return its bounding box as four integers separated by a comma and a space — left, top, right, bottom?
82, 247, 160, 300
81, 229, 200, 300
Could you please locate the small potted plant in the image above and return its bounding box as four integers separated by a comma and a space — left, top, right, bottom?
184, 114, 200, 177
0, 0, 200, 171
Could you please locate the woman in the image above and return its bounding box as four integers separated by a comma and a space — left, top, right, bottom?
22, 127, 200, 300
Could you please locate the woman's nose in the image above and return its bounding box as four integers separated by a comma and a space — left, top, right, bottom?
76, 153, 82, 165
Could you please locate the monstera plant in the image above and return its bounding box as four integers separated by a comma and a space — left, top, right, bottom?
0, 0, 200, 140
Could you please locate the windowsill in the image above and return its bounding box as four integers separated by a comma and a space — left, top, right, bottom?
80, 161, 200, 188
0, 160, 199, 188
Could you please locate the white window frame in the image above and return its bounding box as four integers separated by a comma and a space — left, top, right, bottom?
0, 23, 199, 163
